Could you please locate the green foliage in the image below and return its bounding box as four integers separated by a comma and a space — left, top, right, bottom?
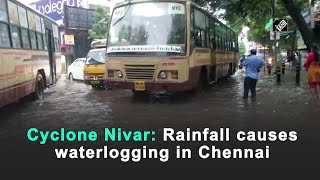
192, 0, 310, 46
88, 6, 111, 40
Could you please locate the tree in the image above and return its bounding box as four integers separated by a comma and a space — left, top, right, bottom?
192, 0, 312, 50
88, 6, 111, 40
281, 0, 313, 51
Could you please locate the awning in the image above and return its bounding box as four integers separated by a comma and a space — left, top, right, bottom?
279, 30, 295, 36
264, 19, 272, 31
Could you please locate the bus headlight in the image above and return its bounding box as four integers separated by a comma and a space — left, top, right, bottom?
159, 71, 167, 79
117, 71, 123, 78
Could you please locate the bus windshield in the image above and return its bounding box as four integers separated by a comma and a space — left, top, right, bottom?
107, 2, 186, 55
86, 49, 106, 64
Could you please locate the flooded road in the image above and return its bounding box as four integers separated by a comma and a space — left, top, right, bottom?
0, 71, 319, 169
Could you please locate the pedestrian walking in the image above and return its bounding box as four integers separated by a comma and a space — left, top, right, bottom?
303, 45, 320, 99
241, 49, 265, 99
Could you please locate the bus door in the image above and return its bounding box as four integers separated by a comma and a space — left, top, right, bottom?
46, 29, 55, 85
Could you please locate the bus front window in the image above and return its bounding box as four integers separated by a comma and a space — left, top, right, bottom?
107, 2, 186, 55
86, 49, 106, 65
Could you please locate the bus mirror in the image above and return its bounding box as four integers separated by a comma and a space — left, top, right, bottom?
86, 57, 92, 63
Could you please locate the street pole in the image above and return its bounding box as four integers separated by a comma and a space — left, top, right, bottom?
275, 35, 281, 84
272, 0, 281, 84
296, 51, 301, 86
264, 33, 266, 73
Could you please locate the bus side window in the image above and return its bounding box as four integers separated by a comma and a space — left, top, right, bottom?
190, 8, 194, 53
227, 30, 230, 51
194, 9, 207, 48
210, 19, 215, 49
0, 0, 8, 22
11, 27, 22, 48
37, 32, 44, 50
206, 16, 210, 48
232, 33, 237, 51
0, 24, 11, 48
43, 35, 47, 50
21, 29, 31, 49
50, 34, 54, 51
54, 38, 60, 52
0, 0, 10, 48
201, 30, 207, 47
30, 31, 37, 49
194, 30, 201, 47
215, 22, 220, 50
211, 38, 215, 49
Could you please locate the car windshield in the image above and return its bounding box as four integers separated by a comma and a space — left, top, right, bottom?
86, 49, 106, 64
107, 2, 186, 56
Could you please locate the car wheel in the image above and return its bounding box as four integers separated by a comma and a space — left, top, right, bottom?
69, 73, 74, 81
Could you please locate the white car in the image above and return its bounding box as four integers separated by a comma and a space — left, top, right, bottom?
67, 58, 86, 80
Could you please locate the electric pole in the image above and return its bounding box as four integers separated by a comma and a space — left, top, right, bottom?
273, 0, 281, 84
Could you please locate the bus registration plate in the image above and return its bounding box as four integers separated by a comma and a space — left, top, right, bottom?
135, 81, 145, 91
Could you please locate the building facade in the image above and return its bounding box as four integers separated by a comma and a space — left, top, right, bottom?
29, 0, 116, 72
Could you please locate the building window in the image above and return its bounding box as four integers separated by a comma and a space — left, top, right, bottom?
11, 26, 21, 48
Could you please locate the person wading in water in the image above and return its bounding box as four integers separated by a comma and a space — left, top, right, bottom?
241, 49, 265, 99
304, 45, 320, 99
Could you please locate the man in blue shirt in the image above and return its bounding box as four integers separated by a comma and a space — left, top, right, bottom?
241, 49, 266, 99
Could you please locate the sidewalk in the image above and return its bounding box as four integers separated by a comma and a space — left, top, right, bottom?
232, 66, 318, 132
236, 66, 313, 105
259, 65, 308, 88
254, 66, 316, 105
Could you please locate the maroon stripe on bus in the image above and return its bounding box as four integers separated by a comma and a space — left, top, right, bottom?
0, 80, 35, 108
0, 79, 35, 93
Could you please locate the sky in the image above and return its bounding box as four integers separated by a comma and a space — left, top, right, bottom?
241, 27, 250, 53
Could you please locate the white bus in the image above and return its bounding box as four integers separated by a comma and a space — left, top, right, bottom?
0, 0, 61, 107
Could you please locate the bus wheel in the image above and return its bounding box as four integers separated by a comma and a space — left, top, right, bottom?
196, 70, 209, 92
34, 74, 45, 100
